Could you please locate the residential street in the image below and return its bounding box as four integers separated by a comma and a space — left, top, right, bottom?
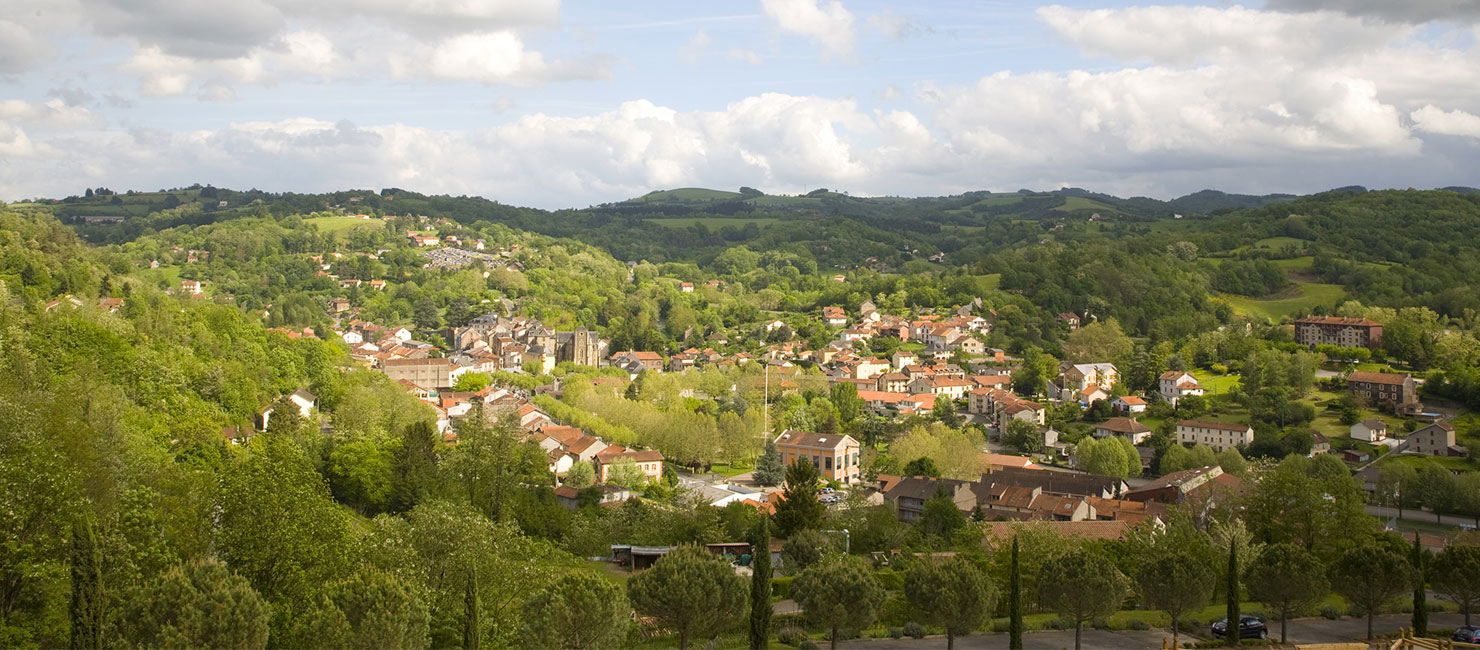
838, 613, 1467, 649
1367, 504, 1478, 529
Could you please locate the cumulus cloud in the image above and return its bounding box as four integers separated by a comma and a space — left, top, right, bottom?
390, 32, 612, 85
727, 48, 763, 64
81, 0, 285, 59
761, 0, 857, 59
0, 99, 105, 128
1265, 0, 1480, 24
1411, 105, 1480, 138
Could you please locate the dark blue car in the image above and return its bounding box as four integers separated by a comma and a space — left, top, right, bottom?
1454, 626, 1480, 643
1211, 616, 1267, 640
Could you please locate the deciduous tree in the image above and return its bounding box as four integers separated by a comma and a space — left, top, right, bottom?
628, 545, 747, 650
905, 556, 998, 650
1330, 544, 1411, 640
1037, 549, 1128, 650
1246, 543, 1327, 642
1433, 545, 1480, 625
520, 573, 627, 650
1137, 548, 1214, 648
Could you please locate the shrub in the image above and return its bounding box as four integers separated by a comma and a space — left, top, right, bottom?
1044, 618, 1072, 630
1091, 617, 1111, 630
903, 622, 925, 639
1127, 619, 1150, 631
1348, 604, 1367, 618
778, 626, 807, 646
874, 568, 904, 591
799, 642, 819, 650
888, 627, 904, 639
1183, 618, 1201, 630
771, 577, 793, 600
992, 620, 1011, 633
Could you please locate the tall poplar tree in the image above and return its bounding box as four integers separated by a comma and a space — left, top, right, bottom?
1413, 536, 1428, 637
750, 518, 773, 650
69, 518, 104, 650
1009, 537, 1023, 650
1225, 540, 1240, 647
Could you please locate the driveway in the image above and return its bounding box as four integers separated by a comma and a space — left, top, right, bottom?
837, 612, 1467, 649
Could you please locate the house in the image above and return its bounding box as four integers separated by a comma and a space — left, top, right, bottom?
1124, 466, 1245, 504
1111, 396, 1146, 415
1057, 313, 1081, 330
1350, 419, 1388, 442
383, 358, 453, 389
775, 430, 862, 484
891, 349, 918, 370
1064, 363, 1118, 392
1175, 420, 1254, 452
329, 297, 350, 313
609, 350, 665, 373
1347, 371, 1419, 410
679, 282, 694, 293
594, 447, 665, 485
908, 375, 972, 400
882, 476, 977, 523
1094, 417, 1151, 445
1310, 432, 1330, 456
181, 279, 203, 295
1294, 315, 1383, 350
822, 306, 848, 327
981, 520, 1132, 545
288, 389, 316, 418
1394, 420, 1465, 457
1159, 371, 1204, 406
554, 484, 632, 509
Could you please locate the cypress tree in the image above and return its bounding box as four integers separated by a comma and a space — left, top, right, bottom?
1413, 536, 1428, 637
464, 569, 480, 650
749, 518, 773, 650
69, 518, 104, 650
1226, 540, 1240, 646
1009, 536, 1024, 649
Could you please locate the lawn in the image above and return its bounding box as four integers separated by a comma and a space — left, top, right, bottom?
1194, 372, 1240, 395
306, 215, 383, 234
643, 217, 780, 229
134, 264, 182, 290
1220, 281, 1345, 321
974, 273, 1001, 291
706, 462, 754, 478
973, 194, 1028, 207
1054, 196, 1119, 213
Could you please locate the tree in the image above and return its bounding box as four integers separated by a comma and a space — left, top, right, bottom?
1137, 549, 1214, 648
753, 439, 785, 486
1002, 418, 1042, 454
782, 528, 832, 571
1246, 543, 1328, 643
1330, 545, 1411, 640
628, 545, 747, 650
749, 518, 772, 650
1415, 463, 1457, 522
299, 569, 431, 649
1433, 545, 1480, 625
905, 556, 998, 650
454, 372, 492, 393
464, 570, 479, 650
393, 420, 440, 513
1037, 549, 1128, 650
916, 485, 967, 541
1225, 533, 1240, 647
605, 457, 648, 488
1064, 319, 1134, 364
830, 382, 861, 424
1009, 537, 1024, 650
563, 461, 594, 489
123, 558, 270, 649
791, 556, 885, 650
1378, 461, 1419, 518
520, 573, 627, 650
774, 457, 824, 537
935, 397, 962, 428
901, 456, 941, 477
1413, 535, 1429, 637
69, 518, 104, 650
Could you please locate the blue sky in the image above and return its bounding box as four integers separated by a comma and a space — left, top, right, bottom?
1, 0, 1478, 208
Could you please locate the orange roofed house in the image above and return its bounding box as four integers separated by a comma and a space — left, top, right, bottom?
774, 430, 861, 484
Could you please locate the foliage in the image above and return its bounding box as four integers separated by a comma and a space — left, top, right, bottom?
1037, 548, 1129, 650
904, 556, 998, 650
775, 458, 824, 538
782, 529, 833, 573
1330, 544, 1412, 640
1246, 543, 1328, 643
1137, 548, 1214, 647
519, 573, 627, 650
628, 545, 747, 650
791, 556, 885, 650
1433, 545, 1480, 626
297, 569, 431, 649
754, 439, 785, 486
750, 518, 772, 650
121, 558, 269, 649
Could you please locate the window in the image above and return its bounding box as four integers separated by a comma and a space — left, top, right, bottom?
825, 456, 833, 470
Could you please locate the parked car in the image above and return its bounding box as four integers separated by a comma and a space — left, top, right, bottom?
1454, 626, 1480, 643
1211, 616, 1267, 640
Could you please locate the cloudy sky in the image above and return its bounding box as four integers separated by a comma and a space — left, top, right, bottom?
1, 0, 1478, 208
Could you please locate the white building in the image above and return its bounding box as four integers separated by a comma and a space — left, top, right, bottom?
1175, 420, 1253, 452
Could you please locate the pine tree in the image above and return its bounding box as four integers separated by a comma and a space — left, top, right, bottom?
463, 569, 479, 650
1413, 536, 1428, 637
1009, 536, 1023, 650
753, 439, 785, 486
1226, 540, 1240, 646
749, 518, 772, 650
69, 518, 104, 650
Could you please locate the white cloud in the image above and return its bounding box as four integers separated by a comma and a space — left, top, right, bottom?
1037, 5, 1409, 66
1412, 105, 1480, 137
760, 0, 856, 60
727, 49, 763, 64
390, 32, 611, 85
1266, 0, 1480, 24
681, 30, 711, 64
0, 99, 104, 128
865, 11, 926, 40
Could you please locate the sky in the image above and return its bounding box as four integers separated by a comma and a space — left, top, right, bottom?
1, 0, 1478, 209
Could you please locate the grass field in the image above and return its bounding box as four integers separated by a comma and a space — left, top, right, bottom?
1221, 281, 1345, 320
974, 273, 1001, 291
632, 188, 742, 202
306, 216, 383, 234
134, 265, 182, 290
973, 194, 1028, 207
1054, 196, 1119, 213
643, 217, 780, 229
1195, 372, 1240, 395
1247, 236, 1309, 250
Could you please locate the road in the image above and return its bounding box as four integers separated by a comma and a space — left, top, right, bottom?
1367, 503, 1478, 529
838, 612, 1467, 649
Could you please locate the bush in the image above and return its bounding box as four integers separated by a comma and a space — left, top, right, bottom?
1321, 605, 1342, 620
799, 642, 819, 650
874, 568, 904, 591
778, 627, 807, 646
903, 622, 926, 639
1127, 619, 1150, 631
1091, 617, 1111, 630
1183, 618, 1201, 630
771, 576, 793, 600
991, 620, 1011, 633
1044, 618, 1072, 630
1348, 604, 1367, 618
888, 627, 904, 639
